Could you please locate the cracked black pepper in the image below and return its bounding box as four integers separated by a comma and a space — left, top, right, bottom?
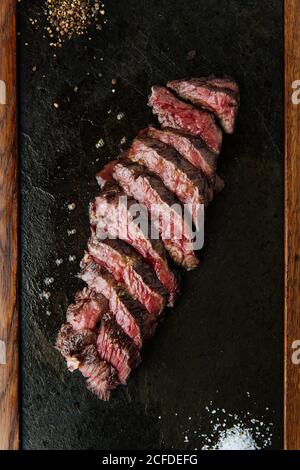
45, 0, 106, 47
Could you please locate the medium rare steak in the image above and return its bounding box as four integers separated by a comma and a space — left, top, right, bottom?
87, 237, 167, 316
168, 78, 239, 134
148, 86, 222, 154
201, 75, 239, 97
79, 344, 118, 401
112, 160, 199, 270
56, 323, 118, 400
56, 75, 239, 401
128, 136, 211, 225
139, 127, 218, 182
66, 287, 109, 331
80, 254, 156, 348
90, 182, 180, 306
97, 313, 141, 384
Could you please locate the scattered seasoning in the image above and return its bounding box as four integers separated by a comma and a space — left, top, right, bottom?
45, 0, 106, 48
120, 136, 127, 145
200, 405, 273, 450
205, 425, 258, 450
44, 277, 54, 286
67, 202, 76, 210
96, 138, 105, 148
111, 78, 117, 86
69, 255, 76, 262
116, 112, 125, 121
67, 228, 77, 235
53, 102, 59, 108
40, 291, 51, 300
46, 310, 52, 317
55, 258, 63, 266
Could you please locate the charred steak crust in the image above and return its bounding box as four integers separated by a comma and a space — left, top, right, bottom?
87, 237, 168, 316
79, 344, 119, 401
167, 78, 239, 134
128, 136, 212, 223
66, 287, 109, 331
148, 86, 222, 154
90, 181, 180, 305
139, 127, 218, 182
112, 159, 199, 270
97, 313, 141, 384
80, 254, 156, 348
56, 323, 118, 400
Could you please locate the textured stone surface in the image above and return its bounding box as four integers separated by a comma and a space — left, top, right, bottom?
19, 0, 283, 450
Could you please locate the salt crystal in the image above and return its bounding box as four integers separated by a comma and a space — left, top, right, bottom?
117, 112, 125, 120
96, 138, 105, 148
212, 425, 259, 450
68, 202, 76, 211
41, 291, 51, 300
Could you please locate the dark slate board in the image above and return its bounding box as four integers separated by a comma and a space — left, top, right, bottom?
19, 0, 283, 450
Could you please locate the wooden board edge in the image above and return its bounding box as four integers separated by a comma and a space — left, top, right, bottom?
0, 0, 19, 450
284, 0, 300, 451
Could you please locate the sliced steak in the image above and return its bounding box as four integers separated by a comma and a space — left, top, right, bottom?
79, 344, 119, 401
128, 136, 211, 225
96, 160, 117, 188
148, 86, 222, 154
80, 254, 156, 348
201, 75, 239, 97
56, 323, 118, 400
90, 181, 180, 305
168, 78, 239, 134
112, 160, 199, 270
88, 237, 167, 316
66, 287, 109, 331
139, 127, 217, 182
97, 313, 141, 384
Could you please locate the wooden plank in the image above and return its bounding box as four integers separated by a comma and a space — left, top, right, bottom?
0, 0, 19, 450
285, 0, 300, 450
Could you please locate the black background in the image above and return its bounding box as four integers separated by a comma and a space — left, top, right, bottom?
18, 0, 283, 450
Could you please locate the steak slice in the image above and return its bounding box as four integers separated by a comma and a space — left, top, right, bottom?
113, 160, 199, 270
201, 75, 239, 97
88, 237, 167, 316
66, 287, 109, 331
167, 77, 239, 134
56, 323, 118, 400
90, 181, 180, 305
97, 313, 141, 384
148, 86, 222, 154
128, 136, 211, 225
139, 127, 217, 182
80, 254, 156, 348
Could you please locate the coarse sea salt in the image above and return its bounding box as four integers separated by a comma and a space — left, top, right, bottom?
208, 425, 258, 450
199, 405, 273, 450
